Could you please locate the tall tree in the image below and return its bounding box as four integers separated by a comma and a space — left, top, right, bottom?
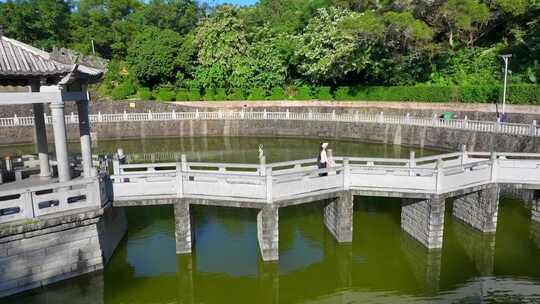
0, 0, 71, 50
193, 5, 248, 88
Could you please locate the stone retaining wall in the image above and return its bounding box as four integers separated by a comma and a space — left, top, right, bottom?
0, 206, 127, 298
2, 119, 539, 153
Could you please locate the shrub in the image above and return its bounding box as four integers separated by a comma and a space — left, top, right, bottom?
505, 85, 540, 105
268, 87, 286, 100
297, 86, 312, 100
188, 89, 201, 101
156, 87, 174, 101
215, 88, 228, 101
248, 88, 266, 100
176, 88, 189, 101
228, 88, 245, 100
203, 88, 216, 101
111, 80, 137, 101
318, 87, 333, 100
285, 86, 298, 100
138, 87, 152, 100
334, 86, 352, 101
459, 86, 498, 103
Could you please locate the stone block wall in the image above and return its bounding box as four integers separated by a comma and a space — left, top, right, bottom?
257, 206, 279, 262
453, 186, 499, 233
174, 201, 192, 254
401, 197, 445, 249
0, 206, 126, 298
323, 193, 353, 243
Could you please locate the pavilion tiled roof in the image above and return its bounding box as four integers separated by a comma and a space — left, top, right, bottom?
0, 35, 103, 81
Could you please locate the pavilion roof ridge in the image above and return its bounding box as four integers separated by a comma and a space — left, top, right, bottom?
0, 35, 104, 83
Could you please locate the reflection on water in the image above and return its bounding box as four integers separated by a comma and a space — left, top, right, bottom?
3, 137, 540, 303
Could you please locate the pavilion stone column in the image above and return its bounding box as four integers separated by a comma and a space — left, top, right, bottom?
32, 103, 51, 177
50, 101, 71, 182
323, 192, 353, 243
257, 205, 279, 261
77, 99, 94, 177
401, 196, 445, 249
30, 81, 51, 178
453, 186, 499, 233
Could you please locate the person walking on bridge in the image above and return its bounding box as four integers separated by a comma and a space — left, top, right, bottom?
318, 142, 329, 176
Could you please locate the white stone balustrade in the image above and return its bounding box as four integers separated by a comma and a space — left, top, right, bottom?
0, 175, 108, 224
0, 111, 539, 137
109, 151, 540, 204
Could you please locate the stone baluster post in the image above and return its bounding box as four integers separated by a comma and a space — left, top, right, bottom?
343, 158, 350, 190
409, 151, 416, 177
436, 159, 444, 194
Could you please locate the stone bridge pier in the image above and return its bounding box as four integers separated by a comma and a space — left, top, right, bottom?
453, 186, 500, 233
401, 196, 445, 249
323, 192, 354, 243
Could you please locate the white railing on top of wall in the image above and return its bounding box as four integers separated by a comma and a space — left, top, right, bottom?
0, 110, 538, 137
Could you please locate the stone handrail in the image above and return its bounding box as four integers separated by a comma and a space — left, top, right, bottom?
0, 110, 538, 137
110, 151, 540, 204
0, 175, 108, 224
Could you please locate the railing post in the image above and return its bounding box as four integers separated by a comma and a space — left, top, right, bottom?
379, 112, 384, 123
44, 113, 49, 125
343, 158, 350, 190
13, 114, 19, 126
409, 151, 415, 177
148, 110, 153, 120
98, 112, 103, 122
406, 113, 410, 124
123, 110, 128, 121
172, 109, 176, 120
266, 167, 273, 203
531, 120, 537, 136
286, 109, 290, 119
463, 116, 468, 129
260, 155, 266, 176
355, 111, 359, 121
436, 159, 444, 194
490, 152, 498, 183
181, 154, 188, 172
264, 109, 267, 119
332, 110, 336, 120
461, 144, 468, 166
176, 160, 183, 197
241, 108, 245, 119
309, 111, 313, 120
218, 109, 223, 119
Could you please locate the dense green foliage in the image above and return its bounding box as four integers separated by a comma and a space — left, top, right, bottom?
1, 0, 539, 103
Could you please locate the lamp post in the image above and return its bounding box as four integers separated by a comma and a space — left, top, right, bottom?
501, 54, 512, 118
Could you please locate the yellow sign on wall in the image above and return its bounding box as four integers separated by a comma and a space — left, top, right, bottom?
129, 102, 136, 109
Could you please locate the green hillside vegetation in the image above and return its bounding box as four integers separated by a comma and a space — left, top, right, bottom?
1, 0, 539, 103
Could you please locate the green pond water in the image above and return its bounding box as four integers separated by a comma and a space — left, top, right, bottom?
2, 137, 540, 304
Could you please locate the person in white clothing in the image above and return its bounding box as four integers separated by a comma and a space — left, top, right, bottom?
318, 142, 329, 176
